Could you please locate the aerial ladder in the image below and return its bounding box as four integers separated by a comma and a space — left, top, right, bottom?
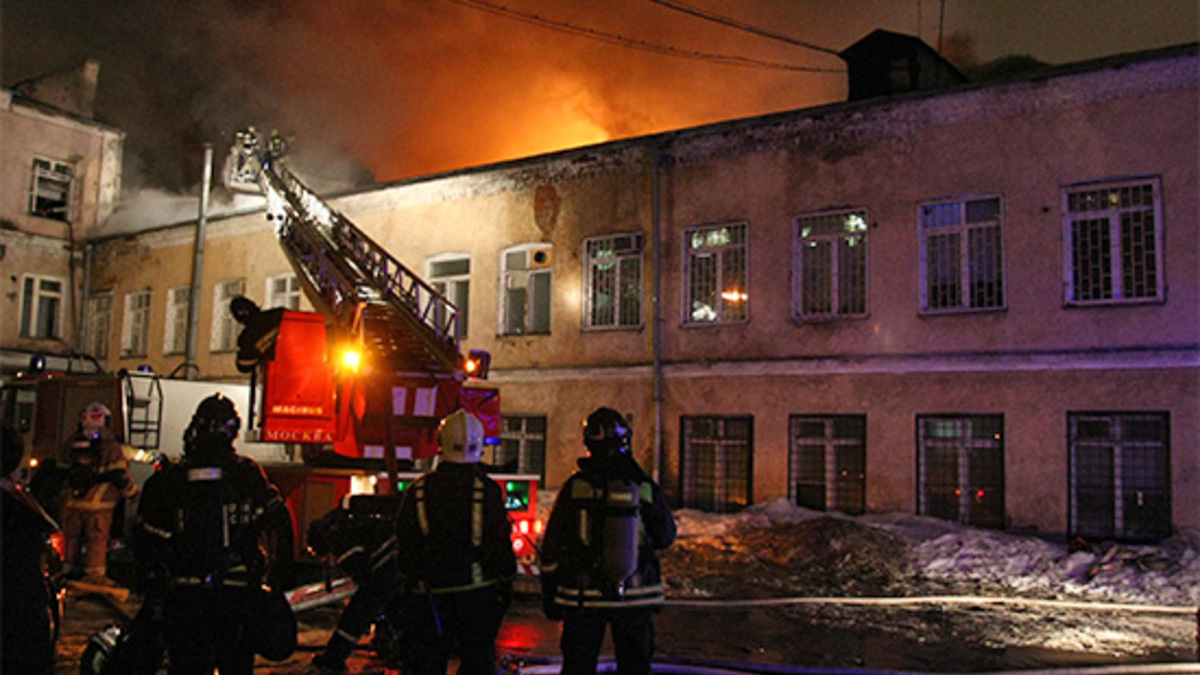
223, 129, 497, 485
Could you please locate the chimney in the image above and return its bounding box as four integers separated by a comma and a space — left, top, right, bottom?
13, 58, 101, 119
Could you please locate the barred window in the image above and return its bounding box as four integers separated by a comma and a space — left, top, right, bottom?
684, 223, 748, 324
29, 158, 73, 222
584, 234, 643, 330
494, 415, 547, 482
789, 415, 866, 514
1069, 412, 1170, 542
84, 294, 113, 359
267, 273, 301, 310
794, 210, 868, 319
121, 290, 152, 357
920, 196, 1004, 312
917, 415, 1005, 528
210, 278, 245, 352
164, 286, 191, 355
429, 255, 470, 340
681, 416, 752, 513
1063, 179, 1163, 305
19, 275, 64, 339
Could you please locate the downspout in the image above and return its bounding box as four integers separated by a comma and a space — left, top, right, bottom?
650, 145, 666, 482
184, 144, 214, 381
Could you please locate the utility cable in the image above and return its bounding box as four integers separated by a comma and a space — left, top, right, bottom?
443, 0, 842, 73
645, 0, 841, 56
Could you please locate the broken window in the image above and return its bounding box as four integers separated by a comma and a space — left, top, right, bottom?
29, 158, 73, 221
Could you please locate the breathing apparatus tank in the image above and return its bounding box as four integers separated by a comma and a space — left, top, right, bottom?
583, 407, 641, 586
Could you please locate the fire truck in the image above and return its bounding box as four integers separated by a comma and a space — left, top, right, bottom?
1, 129, 543, 578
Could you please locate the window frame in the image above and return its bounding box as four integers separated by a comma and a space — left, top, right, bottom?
163, 286, 192, 355
29, 157, 74, 222
918, 194, 1006, 314
583, 233, 644, 331
788, 414, 867, 514
680, 415, 753, 513
1061, 177, 1164, 306
265, 273, 301, 310
494, 414, 547, 482
792, 209, 869, 320
499, 244, 552, 336
917, 414, 1006, 529
1068, 411, 1171, 542
84, 293, 113, 359
210, 278, 245, 352
427, 253, 471, 340
682, 222, 749, 326
121, 290, 152, 358
18, 274, 65, 340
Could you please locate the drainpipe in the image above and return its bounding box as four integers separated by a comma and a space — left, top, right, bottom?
650, 145, 666, 483
184, 144, 214, 381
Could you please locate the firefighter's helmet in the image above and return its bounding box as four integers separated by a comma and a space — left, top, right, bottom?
583, 407, 632, 460
438, 410, 485, 464
184, 394, 241, 459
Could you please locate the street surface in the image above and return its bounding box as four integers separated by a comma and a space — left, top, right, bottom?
54, 589, 1197, 674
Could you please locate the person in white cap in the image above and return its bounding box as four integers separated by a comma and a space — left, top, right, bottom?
391, 409, 517, 675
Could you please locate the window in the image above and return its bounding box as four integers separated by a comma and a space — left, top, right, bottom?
1070, 412, 1170, 542
29, 158, 73, 221
1063, 178, 1163, 305
681, 416, 752, 513
584, 234, 643, 329
500, 245, 552, 335
920, 196, 1004, 312
266, 273, 301, 310
684, 223, 747, 324
789, 415, 866, 514
428, 255, 470, 339
19, 275, 63, 339
84, 294, 112, 359
121, 290, 152, 357
493, 415, 547, 481
917, 415, 1005, 528
794, 210, 868, 319
211, 278, 245, 352
164, 286, 191, 355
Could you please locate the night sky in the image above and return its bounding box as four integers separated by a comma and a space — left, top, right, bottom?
3, 0, 1197, 196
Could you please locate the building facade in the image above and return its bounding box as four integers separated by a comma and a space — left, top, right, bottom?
0, 61, 125, 374
81, 44, 1198, 541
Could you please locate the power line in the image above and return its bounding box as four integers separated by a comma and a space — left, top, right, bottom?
645, 0, 842, 56
443, 0, 843, 73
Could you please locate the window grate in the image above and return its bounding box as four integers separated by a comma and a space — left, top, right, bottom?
685, 224, 748, 324
584, 234, 643, 330
917, 415, 1004, 528
794, 210, 868, 319
1069, 412, 1170, 542
920, 196, 1004, 312
1064, 179, 1162, 305
789, 415, 866, 514
681, 416, 752, 513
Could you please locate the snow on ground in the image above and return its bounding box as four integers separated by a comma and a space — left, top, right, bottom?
662, 496, 1200, 609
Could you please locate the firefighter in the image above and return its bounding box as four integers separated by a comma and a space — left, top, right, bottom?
135, 394, 296, 675
231, 295, 285, 373
393, 410, 517, 675
60, 401, 137, 584
2, 420, 60, 674
540, 407, 677, 675
307, 493, 402, 674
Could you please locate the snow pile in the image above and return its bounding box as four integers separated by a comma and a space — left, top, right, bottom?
663, 497, 1200, 608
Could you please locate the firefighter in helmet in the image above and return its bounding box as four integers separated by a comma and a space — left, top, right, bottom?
135, 394, 296, 675
393, 409, 516, 675
540, 407, 677, 675
60, 400, 137, 584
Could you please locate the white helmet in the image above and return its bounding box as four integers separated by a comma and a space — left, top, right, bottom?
438, 410, 485, 464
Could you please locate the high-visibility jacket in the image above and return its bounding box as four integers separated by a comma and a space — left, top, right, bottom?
394, 462, 516, 595
541, 455, 676, 611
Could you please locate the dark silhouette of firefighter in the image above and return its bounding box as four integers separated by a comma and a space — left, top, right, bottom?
393, 410, 517, 675
135, 394, 296, 675
307, 493, 402, 673
60, 401, 137, 584
541, 407, 677, 675
231, 295, 285, 373
2, 420, 61, 675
